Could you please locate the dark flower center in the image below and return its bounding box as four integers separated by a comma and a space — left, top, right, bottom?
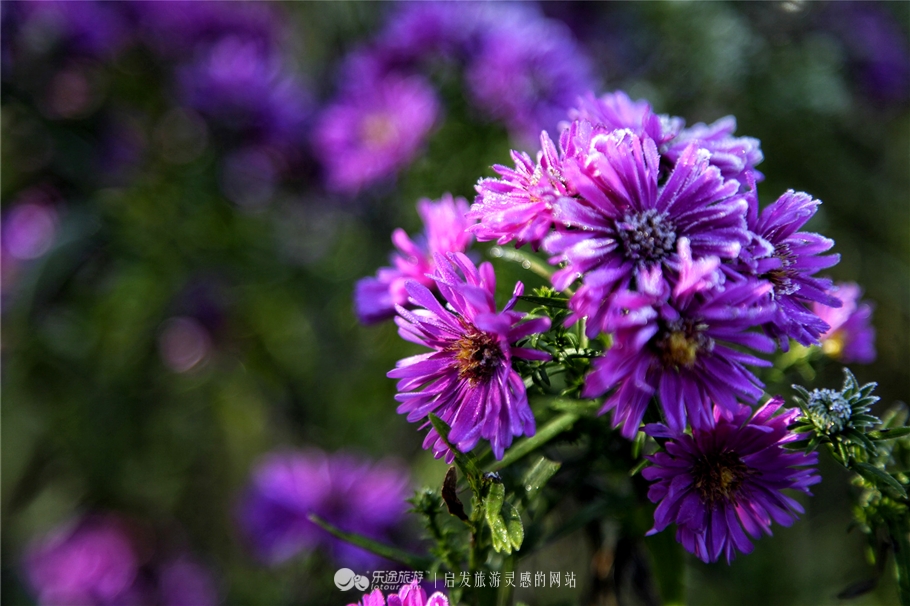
654, 318, 713, 369
767, 243, 799, 296
616, 209, 677, 264
691, 450, 749, 505
450, 330, 505, 386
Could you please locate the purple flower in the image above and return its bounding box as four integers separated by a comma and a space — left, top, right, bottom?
583, 240, 775, 437
11, 1, 131, 59
747, 190, 841, 349
355, 195, 474, 325
313, 72, 439, 195
545, 129, 750, 336
376, 1, 482, 66
25, 516, 139, 606
465, 6, 595, 143
23, 515, 217, 606
236, 449, 411, 568
568, 91, 763, 186
177, 36, 310, 150
814, 282, 876, 364
389, 253, 551, 461
642, 397, 820, 563
349, 580, 448, 606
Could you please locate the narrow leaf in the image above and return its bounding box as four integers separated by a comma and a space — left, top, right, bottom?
855, 462, 908, 499
308, 514, 433, 570
521, 456, 561, 496
502, 502, 524, 551
442, 467, 468, 522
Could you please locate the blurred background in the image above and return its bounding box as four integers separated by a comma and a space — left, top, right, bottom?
1, 1, 908, 605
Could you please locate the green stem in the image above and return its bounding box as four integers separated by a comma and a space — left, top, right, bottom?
488, 412, 579, 471
308, 515, 434, 571
489, 246, 554, 282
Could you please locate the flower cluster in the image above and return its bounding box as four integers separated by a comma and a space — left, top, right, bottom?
24, 514, 217, 606
236, 448, 411, 568
313, 2, 595, 194
471, 90, 849, 437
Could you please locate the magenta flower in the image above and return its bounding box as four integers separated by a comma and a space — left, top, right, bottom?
814, 282, 876, 364
545, 129, 750, 336
349, 580, 448, 606
313, 73, 439, 194
642, 397, 820, 563
355, 194, 474, 325
468, 123, 584, 251
389, 253, 550, 461
747, 190, 841, 349
236, 448, 410, 568
583, 240, 775, 437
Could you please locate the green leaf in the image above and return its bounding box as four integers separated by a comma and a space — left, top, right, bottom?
870, 427, 910, 441
518, 295, 569, 309
854, 462, 908, 499
485, 481, 505, 519
521, 456, 561, 496
309, 514, 434, 570
488, 512, 511, 554
502, 501, 524, 551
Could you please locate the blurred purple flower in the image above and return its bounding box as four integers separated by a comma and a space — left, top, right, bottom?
389, 253, 550, 461
12, 0, 131, 59
466, 6, 595, 143
583, 241, 775, 438
642, 397, 820, 563
824, 2, 910, 104
2, 199, 58, 261
178, 36, 311, 150
349, 580, 448, 606
814, 282, 876, 364
355, 194, 474, 325
25, 516, 139, 606
376, 1, 481, 65
313, 72, 439, 194
237, 449, 411, 568
130, 0, 280, 60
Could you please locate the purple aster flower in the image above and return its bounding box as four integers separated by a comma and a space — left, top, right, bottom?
389, 253, 551, 461
313, 72, 439, 194
177, 36, 310, 150
355, 194, 474, 325
568, 91, 763, 187
642, 397, 820, 564
545, 129, 750, 336
813, 282, 876, 364
746, 190, 841, 349
465, 6, 595, 143
583, 240, 775, 437
375, 1, 482, 66
236, 448, 411, 568
349, 580, 448, 606
24, 515, 139, 606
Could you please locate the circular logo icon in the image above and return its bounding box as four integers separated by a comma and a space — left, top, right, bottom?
334, 568, 370, 591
